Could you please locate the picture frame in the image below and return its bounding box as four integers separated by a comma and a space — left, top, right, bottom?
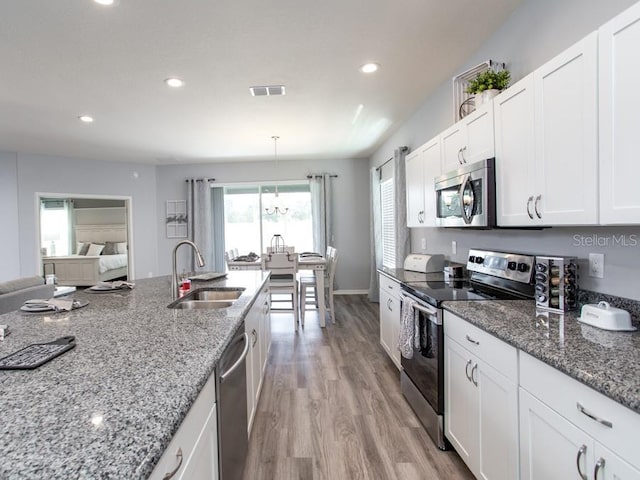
166, 200, 188, 238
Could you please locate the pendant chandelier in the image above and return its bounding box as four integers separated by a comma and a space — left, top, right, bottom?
264, 135, 289, 215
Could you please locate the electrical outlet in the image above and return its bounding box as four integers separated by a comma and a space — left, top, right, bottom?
452, 241, 457, 255
588, 253, 604, 278
421, 238, 427, 250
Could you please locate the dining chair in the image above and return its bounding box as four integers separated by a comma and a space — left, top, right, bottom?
262, 251, 300, 330
299, 246, 338, 324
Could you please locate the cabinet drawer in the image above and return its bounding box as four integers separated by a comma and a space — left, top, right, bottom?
379, 274, 401, 298
443, 311, 517, 382
520, 351, 640, 469
150, 374, 217, 479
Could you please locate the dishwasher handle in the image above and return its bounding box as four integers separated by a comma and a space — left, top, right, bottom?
220, 332, 249, 384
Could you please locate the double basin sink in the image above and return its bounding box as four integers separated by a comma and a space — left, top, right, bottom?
168, 287, 245, 310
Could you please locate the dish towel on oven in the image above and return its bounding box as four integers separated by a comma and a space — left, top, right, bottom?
399, 297, 419, 359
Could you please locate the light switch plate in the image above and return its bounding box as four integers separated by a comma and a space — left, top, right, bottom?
421, 238, 427, 249
452, 241, 457, 255
588, 253, 604, 278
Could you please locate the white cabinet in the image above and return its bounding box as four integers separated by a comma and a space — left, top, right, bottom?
379, 274, 401, 369
150, 375, 218, 480
494, 75, 536, 226
246, 284, 271, 434
406, 136, 441, 227
441, 103, 495, 173
519, 352, 640, 480
444, 311, 519, 480
533, 31, 598, 225
495, 32, 598, 226
599, 2, 640, 224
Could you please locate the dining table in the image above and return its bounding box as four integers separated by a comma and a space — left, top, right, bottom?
226, 254, 329, 327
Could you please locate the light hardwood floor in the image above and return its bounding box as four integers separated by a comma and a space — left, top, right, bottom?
243, 294, 474, 480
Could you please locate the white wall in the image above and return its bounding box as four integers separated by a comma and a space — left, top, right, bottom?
369, 0, 640, 301
0, 152, 21, 280
14, 153, 159, 280
156, 158, 371, 291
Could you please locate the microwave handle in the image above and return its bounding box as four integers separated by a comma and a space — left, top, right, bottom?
459, 174, 473, 225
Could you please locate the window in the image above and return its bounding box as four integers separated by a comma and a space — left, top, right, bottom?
380, 178, 396, 268
40, 199, 71, 256
223, 183, 313, 255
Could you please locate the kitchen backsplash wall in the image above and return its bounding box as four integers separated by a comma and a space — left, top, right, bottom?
410, 226, 640, 301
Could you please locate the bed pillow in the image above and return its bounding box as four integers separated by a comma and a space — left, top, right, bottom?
78, 242, 90, 256
101, 242, 118, 255
86, 243, 105, 256
115, 242, 127, 254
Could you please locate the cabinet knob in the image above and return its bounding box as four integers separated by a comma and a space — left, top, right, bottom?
162, 448, 183, 480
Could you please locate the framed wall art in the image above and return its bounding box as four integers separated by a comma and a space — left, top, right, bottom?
166, 200, 188, 238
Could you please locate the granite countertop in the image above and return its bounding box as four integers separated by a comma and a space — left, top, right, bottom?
443, 300, 640, 415
0, 271, 269, 479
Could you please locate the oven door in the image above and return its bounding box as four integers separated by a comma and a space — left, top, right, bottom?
399, 295, 443, 415
434, 158, 495, 227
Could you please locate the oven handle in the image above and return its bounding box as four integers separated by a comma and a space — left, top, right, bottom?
459, 174, 474, 225
399, 291, 442, 326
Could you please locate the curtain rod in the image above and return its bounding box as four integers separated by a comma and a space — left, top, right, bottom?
306, 174, 339, 179
375, 157, 393, 172
185, 178, 215, 182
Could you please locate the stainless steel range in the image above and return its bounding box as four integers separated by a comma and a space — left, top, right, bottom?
399, 249, 535, 450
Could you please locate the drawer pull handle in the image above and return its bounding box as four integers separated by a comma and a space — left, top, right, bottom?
577, 402, 613, 428
576, 444, 587, 480
594, 458, 605, 480
163, 448, 183, 480
471, 363, 478, 386
465, 359, 472, 381
465, 334, 479, 345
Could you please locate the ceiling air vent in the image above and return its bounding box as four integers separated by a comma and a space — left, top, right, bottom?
249, 85, 286, 96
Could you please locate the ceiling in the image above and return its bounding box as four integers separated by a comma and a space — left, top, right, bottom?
0, 0, 522, 164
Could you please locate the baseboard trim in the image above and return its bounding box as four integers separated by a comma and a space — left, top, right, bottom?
334, 289, 368, 295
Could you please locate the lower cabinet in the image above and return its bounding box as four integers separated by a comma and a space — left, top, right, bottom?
444, 312, 519, 480
246, 284, 272, 435
149, 375, 219, 480
379, 274, 401, 369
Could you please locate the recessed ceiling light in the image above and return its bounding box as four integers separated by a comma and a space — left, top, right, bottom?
360, 63, 380, 74
165, 78, 185, 88
94, 0, 116, 6
78, 115, 94, 123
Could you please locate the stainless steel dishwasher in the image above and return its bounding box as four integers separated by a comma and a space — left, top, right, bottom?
215, 325, 249, 480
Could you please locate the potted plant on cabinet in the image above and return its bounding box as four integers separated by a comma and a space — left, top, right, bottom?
465, 69, 511, 107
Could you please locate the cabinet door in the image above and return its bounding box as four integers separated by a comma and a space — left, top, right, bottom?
379, 289, 400, 369
463, 103, 495, 164
405, 148, 425, 227
599, 2, 640, 224
594, 443, 640, 480
445, 337, 479, 468
534, 31, 598, 225
260, 289, 271, 375
477, 361, 519, 480
245, 306, 260, 432
441, 123, 466, 173
422, 137, 442, 227
494, 75, 537, 226
179, 404, 219, 480
520, 388, 594, 480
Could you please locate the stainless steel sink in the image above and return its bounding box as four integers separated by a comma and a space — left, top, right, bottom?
167, 287, 245, 310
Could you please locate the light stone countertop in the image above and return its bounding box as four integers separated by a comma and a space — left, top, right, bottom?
0, 271, 269, 480
442, 300, 640, 415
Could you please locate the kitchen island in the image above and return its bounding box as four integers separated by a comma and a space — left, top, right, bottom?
0, 271, 269, 479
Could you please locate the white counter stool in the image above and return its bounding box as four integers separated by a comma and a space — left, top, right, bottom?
262, 252, 300, 330
299, 247, 338, 325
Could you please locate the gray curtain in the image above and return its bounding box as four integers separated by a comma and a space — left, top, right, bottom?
368, 146, 410, 302
309, 174, 334, 254
187, 179, 225, 273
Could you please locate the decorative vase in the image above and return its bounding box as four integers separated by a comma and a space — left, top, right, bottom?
480, 89, 500, 104
473, 93, 484, 107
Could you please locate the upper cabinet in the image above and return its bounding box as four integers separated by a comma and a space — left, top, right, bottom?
495, 32, 599, 226
406, 136, 441, 227
599, 2, 640, 224
441, 103, 495, 173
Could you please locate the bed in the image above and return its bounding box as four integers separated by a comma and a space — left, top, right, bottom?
42, 224, 129, 286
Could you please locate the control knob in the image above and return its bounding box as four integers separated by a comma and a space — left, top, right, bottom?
474, 257, 484, 264
468, 255, 475, 263
517, 263, 530, 273
507, 261, 517, 271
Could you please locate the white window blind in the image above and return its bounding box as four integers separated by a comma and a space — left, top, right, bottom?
380, 177, 396, 269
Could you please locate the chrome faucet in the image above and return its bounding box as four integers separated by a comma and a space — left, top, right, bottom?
172, 240, 206, 300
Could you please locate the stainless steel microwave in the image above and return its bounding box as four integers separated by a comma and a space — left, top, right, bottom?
434, 158, 496, 227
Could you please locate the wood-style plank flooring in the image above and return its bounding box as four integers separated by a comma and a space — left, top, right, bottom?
243, 294, 474, 480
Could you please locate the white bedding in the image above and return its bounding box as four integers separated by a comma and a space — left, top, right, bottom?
98, 254, 128, 274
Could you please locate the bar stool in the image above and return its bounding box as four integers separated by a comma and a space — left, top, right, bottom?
262, 252, 300, 330
299, 247, 338, 325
